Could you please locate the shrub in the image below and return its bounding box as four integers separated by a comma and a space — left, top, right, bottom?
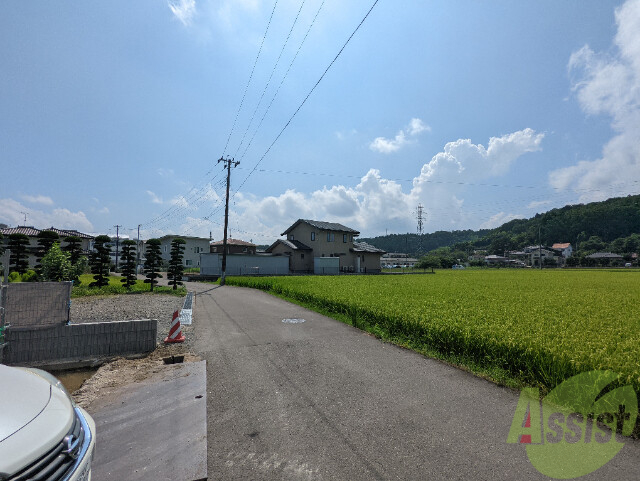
8, 271, 21, 282
21, 269, 38, 282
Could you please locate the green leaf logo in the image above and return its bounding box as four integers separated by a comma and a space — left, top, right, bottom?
509, 371, 638, 479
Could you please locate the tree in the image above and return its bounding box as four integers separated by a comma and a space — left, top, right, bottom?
579, 236, 605, 254
8, 233, 30, 274
167, 238, 186, 290
144, 239, 163, 291
35, 230, 59, 273
40, 243, 72, 281
90, 235, 111, 287
416, 255, 440, 269
119, 240, 137, 289
63, 236, 84, 264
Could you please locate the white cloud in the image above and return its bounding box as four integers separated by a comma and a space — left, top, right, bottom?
551, 0, 640, 201
169, 0, 197, 26
369, 118, 431, 154
527, 200, 551, 209
479, 212, 524, 229
408, 118, 430, 136
229, 128, 543, 236
0, 198, 93, 232
21, 194, 54, 205
146, 190, 163, 204
157, 168, 175, 178
335, 129, 358, 141
412, 128, 544, 190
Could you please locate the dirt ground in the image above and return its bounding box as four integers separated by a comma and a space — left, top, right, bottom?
73, 345, 201, 410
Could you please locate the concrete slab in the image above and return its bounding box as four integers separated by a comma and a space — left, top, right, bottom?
89, 361, 207, 481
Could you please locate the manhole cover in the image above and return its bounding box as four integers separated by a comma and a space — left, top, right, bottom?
282, 318, 306, 324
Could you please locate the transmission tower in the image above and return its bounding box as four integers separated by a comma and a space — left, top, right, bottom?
416, 204, 424, 254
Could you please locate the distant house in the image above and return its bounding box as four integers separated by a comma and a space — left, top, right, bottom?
266, 219, 385, 274
210, 238, 257, 255
586, 252, 624, 266
552, 243, 573, 258
484, 255, 508, 265
381, 253, 419, 268
157, 235, 210, 268
0, 226, 93, 268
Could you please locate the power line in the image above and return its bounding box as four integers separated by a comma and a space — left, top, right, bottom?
233, 0, 308, 158
234, 165, 640, 194
222, 0, 279, 157
234, 0, 381, 194
237, 0, 326, 165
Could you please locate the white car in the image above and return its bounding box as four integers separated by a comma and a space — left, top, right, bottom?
0, 364, 96, 481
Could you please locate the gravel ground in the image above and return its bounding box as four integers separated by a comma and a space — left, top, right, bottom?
69, 290, 201, 408
70, 293, 194, 347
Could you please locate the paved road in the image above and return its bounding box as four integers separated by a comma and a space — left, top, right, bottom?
192, 284, 640, 480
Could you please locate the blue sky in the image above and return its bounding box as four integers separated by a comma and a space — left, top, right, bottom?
2, 0, 639, 244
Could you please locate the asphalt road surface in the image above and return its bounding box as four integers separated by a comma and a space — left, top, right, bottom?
192, 284, 640, 481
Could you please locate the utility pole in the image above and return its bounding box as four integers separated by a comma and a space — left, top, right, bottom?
114, 225, 121, 271
218, 156, 240, 286
539, 225, 542, 270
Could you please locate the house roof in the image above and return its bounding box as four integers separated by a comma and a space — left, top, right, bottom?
157, 235, 209, 241
210, 238, 256, 247
0, 226, 93, 239
586, 252, 623, 259
552, 243, 571, 249
281, 219, 360, 236
266, 239, 313, 252
351, 241, 385, 254
0, 226, 40, 236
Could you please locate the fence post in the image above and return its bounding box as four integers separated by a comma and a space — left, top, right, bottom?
0, 285, 7, 362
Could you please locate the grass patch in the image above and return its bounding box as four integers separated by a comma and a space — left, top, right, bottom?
72, 274, 186, 297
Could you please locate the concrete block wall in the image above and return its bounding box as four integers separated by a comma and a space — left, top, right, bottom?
3, 319, 157, 366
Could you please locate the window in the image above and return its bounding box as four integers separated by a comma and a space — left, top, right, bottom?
301, 253, 304, 259
327, 233, 335, 242
311, 232, 316, 241
186, 259, 193, 266
289, 234, 295, 241
343, 234, 347, 243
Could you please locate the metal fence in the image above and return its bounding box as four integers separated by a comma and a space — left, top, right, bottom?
0, 285, 6, 346
3, 282, 72, 330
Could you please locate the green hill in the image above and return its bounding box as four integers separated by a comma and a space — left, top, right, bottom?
359, 194, 640, 256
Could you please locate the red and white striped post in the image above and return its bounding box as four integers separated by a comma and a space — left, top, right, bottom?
164, 310, 185, 343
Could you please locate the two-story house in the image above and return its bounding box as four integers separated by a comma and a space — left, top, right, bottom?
266, 219, 385, 273
157, 235, 210, 268
210, 238, 257, 255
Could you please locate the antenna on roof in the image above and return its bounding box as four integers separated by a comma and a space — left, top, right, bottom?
19, 211, 28, 226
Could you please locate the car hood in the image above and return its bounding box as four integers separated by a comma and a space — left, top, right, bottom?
0, 365, 75, 477
0, 364, 53, 442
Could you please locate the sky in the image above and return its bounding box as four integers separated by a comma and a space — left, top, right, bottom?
2, 0, 639, 244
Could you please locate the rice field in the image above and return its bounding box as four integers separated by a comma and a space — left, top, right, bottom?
226, 270, 640, 392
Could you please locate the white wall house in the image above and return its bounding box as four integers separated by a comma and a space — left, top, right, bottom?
157, 235, 210, 267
